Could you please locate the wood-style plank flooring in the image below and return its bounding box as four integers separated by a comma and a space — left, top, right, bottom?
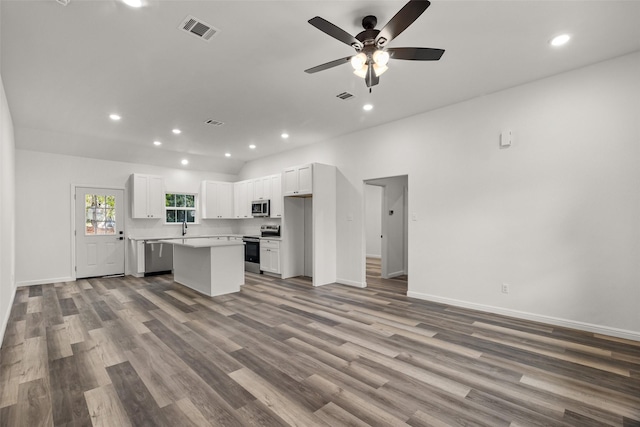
1, 263, 640, 426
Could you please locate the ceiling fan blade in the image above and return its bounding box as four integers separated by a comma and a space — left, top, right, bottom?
387, 47, 444, 61
304, 56, 352, 74
376, 0, 430, 47
365, 65, 379, 88
308, 17, 363, 50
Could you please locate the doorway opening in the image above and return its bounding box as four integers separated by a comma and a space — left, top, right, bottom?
364, 175, 408, 294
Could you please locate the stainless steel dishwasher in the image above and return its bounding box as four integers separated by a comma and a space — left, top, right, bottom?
144, 240, 173, 276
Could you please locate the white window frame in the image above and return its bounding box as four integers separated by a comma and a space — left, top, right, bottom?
164, 192, 198, 224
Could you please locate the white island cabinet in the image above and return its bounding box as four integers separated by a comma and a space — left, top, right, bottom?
159, 238, 244, 297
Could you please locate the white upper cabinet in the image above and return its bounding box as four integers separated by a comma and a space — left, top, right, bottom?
283, 164, 312, 196
233, 180, 253, 219
201, 181, 234, 219
253, 176, 272, 201
270, 174, 282, 218
131, 173, 164, 219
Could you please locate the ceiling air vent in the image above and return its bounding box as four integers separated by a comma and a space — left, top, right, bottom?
205, 119, 224, 127
179, 16, 219, 42
336, 92, 354, 100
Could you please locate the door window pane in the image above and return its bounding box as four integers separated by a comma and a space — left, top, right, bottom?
85, 194, 117, 235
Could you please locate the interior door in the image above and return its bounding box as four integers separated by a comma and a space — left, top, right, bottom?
75, 187, 125, 278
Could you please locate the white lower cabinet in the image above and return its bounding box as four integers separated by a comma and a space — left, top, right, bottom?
260, 239, 280, 274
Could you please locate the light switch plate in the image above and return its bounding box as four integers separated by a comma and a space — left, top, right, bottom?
500, 130, 512, 148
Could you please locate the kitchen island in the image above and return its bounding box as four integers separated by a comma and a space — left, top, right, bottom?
158, 238, 244, 297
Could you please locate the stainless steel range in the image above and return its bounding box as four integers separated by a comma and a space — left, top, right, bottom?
242, 235, 261, 273
260, 224, 281, 238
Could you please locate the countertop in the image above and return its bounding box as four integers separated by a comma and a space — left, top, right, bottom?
260, 236, 282, 241
129, 234, 244, 242
157, 238, 245, 248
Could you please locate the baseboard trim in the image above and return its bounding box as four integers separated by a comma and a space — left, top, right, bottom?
387, 270, 405, 279
16, 276, 74, 287
407, 291, 640, 342
336, 278, 366, 288
0, 286, 17, 348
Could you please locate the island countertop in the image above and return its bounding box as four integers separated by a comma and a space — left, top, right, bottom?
129, 234, 244, 242
157, 238, 244, 248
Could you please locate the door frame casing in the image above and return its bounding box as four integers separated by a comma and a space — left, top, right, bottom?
362, 175, 409, 287
70, 184, 127, 281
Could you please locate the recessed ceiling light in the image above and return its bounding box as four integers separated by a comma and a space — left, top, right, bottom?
249, 144, 256, 149
550, 34, 571, 47
172, 128, 181, 134
225, 153, 231, 158
109, 114, 121, 121
122, 0, 142, 7
281, 133, 289, 139
153, 141, 162, 146
363, 104, 373, 111
181, 159, 189, 165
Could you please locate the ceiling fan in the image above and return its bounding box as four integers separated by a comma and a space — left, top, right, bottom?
304, 0, 444, 90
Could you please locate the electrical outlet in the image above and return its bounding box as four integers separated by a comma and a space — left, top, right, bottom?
501, 283, 510, 294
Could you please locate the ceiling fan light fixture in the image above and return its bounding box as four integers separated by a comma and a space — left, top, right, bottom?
350, 53, 367, 70
373, 63, 388, 77
353, 64, 368, 78
373, 50, 389, 66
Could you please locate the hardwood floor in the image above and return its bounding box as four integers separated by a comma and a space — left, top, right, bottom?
1, 270, 639, 426
366, 257, 408, 295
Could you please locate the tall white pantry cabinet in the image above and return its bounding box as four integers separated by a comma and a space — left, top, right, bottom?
281, 163, 337, 287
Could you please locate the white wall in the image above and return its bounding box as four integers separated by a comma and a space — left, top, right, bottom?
15, 150, 244, 285
0, 74, 17, 347
240, 52, 640, 339
364, 184, 382, 258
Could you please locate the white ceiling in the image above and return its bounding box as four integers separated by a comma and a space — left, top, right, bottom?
2, 0, 639, 175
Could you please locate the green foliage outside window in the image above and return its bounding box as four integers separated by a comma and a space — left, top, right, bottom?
165, 193, 196, 223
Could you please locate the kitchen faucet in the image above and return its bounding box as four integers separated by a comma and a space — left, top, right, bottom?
182, 220, 187, 236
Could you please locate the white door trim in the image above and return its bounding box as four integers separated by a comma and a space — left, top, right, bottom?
71, 184, 126, 280
362, 175, 410, 288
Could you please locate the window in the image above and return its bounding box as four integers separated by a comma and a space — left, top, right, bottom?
165, 193, 196, 223
85, 194, 116, 235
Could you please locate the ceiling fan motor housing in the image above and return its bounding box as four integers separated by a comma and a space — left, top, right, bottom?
362, 15, 377, 30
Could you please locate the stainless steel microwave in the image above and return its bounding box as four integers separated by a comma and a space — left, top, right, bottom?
251, 200, 270, 217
